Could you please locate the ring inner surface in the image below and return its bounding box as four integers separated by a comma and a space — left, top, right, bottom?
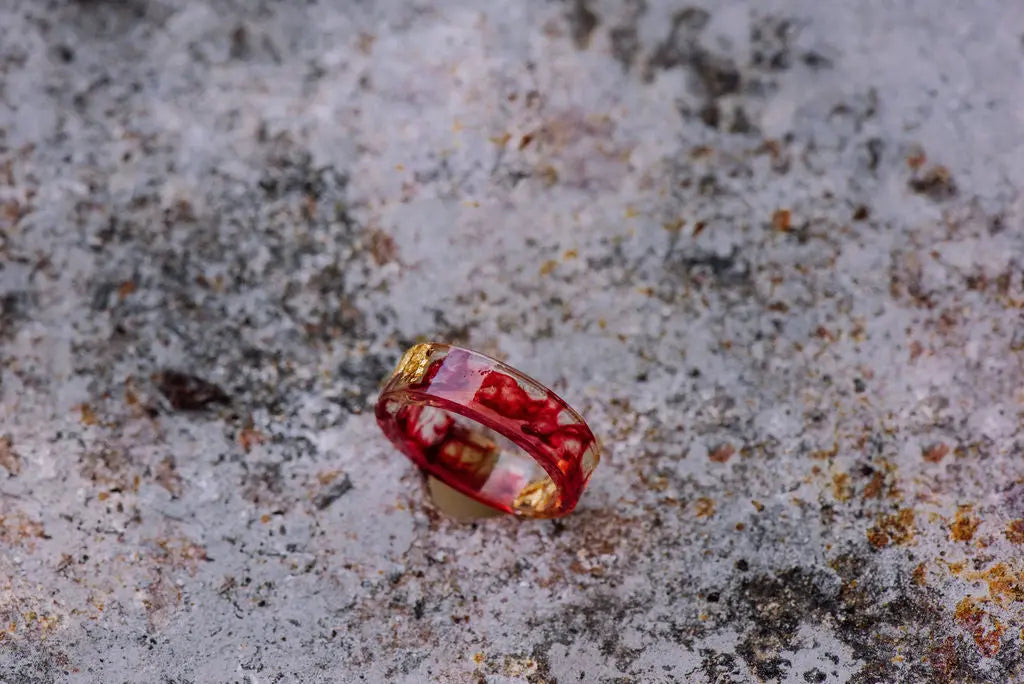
401, 403, 559, 515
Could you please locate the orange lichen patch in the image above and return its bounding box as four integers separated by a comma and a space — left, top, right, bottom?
950, 506, 981, 542
867, 508, 916, 548
539, 260, 558, 276
1005, 520, 1024, 544
946, 560, 967, 574
772, 209, 791, 232
708, 443, 735, 463
973, 620, 1006, 658
695, 497, 715, 518
955, 596, 985, 627
922, 442, 949, 463
832, 472, 853, 501
863, 471, 885, 499
955, 597, 1006, 656
968, 564, 1024, 606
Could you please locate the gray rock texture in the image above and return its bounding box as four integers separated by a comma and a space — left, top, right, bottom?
2, 1, 1024, 682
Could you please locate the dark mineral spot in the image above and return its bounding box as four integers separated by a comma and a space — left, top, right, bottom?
645, 8, 710, 81
155, 370, 231, 411
610, 24, 639, 71
801, 51, 833, 69
692, 51, 741, 99
803, 668, 828, 682
229, 24, 250, 60
314, 475, 353, 510
566, 0, 599, 49
909, 166, 957, 201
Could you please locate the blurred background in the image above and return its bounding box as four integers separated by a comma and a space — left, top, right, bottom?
1, 1, 1023, 681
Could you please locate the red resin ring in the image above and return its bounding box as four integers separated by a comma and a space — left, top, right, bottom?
375, 343, 600, 518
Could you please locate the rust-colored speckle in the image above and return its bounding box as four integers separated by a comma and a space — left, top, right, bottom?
922, 442, 949, 463
906, 147, 926, 169
237, 427, 267, 453
1004, 520, 1024, 544
811, 442, 839, 460
867, 508, 916, 548
950, 506, 980, 542
708, 443, 735, 463
751, 500, 764, 512
79, 403, 99, 426
539, 260, 558, 276
772, 209, 791, 232
912, 562, 927, 586
695, 497, 715, 518
368, 229, 398, 266
0, 435, 21, 476
117, 280, 136, 301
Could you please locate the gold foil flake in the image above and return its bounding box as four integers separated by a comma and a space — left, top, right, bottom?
513, 478, 559, 515
393, 343, 434, 384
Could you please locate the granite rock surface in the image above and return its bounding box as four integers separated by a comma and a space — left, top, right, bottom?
2, 1, 1024, 682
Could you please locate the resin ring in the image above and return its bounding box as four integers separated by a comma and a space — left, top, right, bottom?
376, 343, 600, 518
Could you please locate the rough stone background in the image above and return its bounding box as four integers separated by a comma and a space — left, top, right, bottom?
1, 1, 1023, 682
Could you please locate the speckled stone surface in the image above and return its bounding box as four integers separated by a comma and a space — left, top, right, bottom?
2, 1, 1024, 682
